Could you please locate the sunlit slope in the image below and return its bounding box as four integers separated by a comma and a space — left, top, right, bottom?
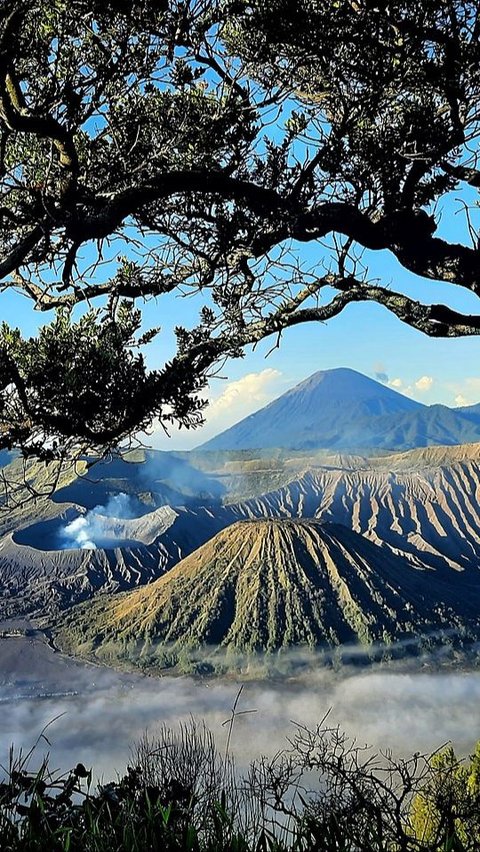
229, 455, 480, 572
59, 519, 480, 659
188, 443, 480, 503
200, 368, 480, 452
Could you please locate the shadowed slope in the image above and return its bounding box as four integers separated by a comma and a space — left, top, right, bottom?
200, 368, 480, 451
59, 519, 480, 662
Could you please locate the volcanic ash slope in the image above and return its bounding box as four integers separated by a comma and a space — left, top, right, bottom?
59, 519, 480, 662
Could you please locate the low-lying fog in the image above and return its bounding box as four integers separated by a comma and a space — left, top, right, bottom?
1, 635, 480, 781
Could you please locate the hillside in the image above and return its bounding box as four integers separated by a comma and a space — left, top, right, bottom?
3, 443, 480, 618
0, 450, 229, 618
228, 457, 480, 572
58, 518, 480, 665
200, 368, 480, 451
0, 504, 230, 617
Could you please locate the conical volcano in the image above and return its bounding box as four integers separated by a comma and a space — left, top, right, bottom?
59, 519, 480, 661
199, 368, 480, 451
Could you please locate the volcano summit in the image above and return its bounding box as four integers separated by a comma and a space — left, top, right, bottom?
58, 518, 480, 666
200, 368, 480, 452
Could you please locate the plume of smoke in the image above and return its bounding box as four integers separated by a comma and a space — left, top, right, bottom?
136, 451, 226, 505
58, 493, 138, 550
60, 516, 96, 549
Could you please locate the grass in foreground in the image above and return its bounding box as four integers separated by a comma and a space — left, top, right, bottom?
1, 718, 480, 851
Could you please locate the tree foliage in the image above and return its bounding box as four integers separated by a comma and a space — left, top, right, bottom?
1, 0, 480, 460
3, 720, 480, 851
409, 741, 480, 847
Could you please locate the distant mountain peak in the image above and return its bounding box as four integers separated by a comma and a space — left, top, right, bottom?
199, 367, 480, 452
284, 367, 422, 403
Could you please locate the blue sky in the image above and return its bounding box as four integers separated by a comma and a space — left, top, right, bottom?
5, 191, 480, 451
147, 191, 480, 449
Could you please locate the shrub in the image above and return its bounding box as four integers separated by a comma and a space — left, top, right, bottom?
2, 719, 480, 851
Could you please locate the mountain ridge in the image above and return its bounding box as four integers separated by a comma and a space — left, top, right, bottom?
58, 518, 480, 665
199, 368, 480, 452
2, 441, 480, 619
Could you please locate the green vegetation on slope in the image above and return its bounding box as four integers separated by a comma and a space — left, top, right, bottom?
57, 519, 480, 674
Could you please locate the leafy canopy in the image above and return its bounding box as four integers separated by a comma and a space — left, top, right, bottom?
0, 0, 480, 461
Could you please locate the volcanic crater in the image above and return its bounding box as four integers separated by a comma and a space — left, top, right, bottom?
13, 503, 178, 552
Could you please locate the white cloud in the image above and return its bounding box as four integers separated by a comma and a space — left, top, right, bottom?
385, 375, 433, 398
414, 375, 433, 393
448, 378, 480, 408
150, 368, 283, 450
208, 369, 281, 420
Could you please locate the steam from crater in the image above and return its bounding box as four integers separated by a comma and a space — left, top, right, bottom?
58, 493, 138, 550
61, 515, 96, 550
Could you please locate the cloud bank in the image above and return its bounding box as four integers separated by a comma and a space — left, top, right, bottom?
151, 368, 283, 450
207, 369, 282, 420
3, 644, 480, 783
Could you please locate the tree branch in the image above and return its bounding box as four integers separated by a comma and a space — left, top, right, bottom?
290, 207, 480, 294
166, 278, 480, 409
441, 161, 480, 188
0, 223, 46, 279
106, 188, 480, 297
236, 280, 480, 346
9, 266, 181, 311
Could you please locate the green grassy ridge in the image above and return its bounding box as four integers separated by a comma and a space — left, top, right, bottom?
56, 518, 480, 675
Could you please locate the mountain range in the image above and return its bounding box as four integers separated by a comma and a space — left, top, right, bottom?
2, 368, 480, 670
59, 518, 480, 666
200, 368, 480, 452
2, 441, 480, 620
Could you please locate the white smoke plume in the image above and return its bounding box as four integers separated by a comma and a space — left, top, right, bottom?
58, 493, 138, 550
